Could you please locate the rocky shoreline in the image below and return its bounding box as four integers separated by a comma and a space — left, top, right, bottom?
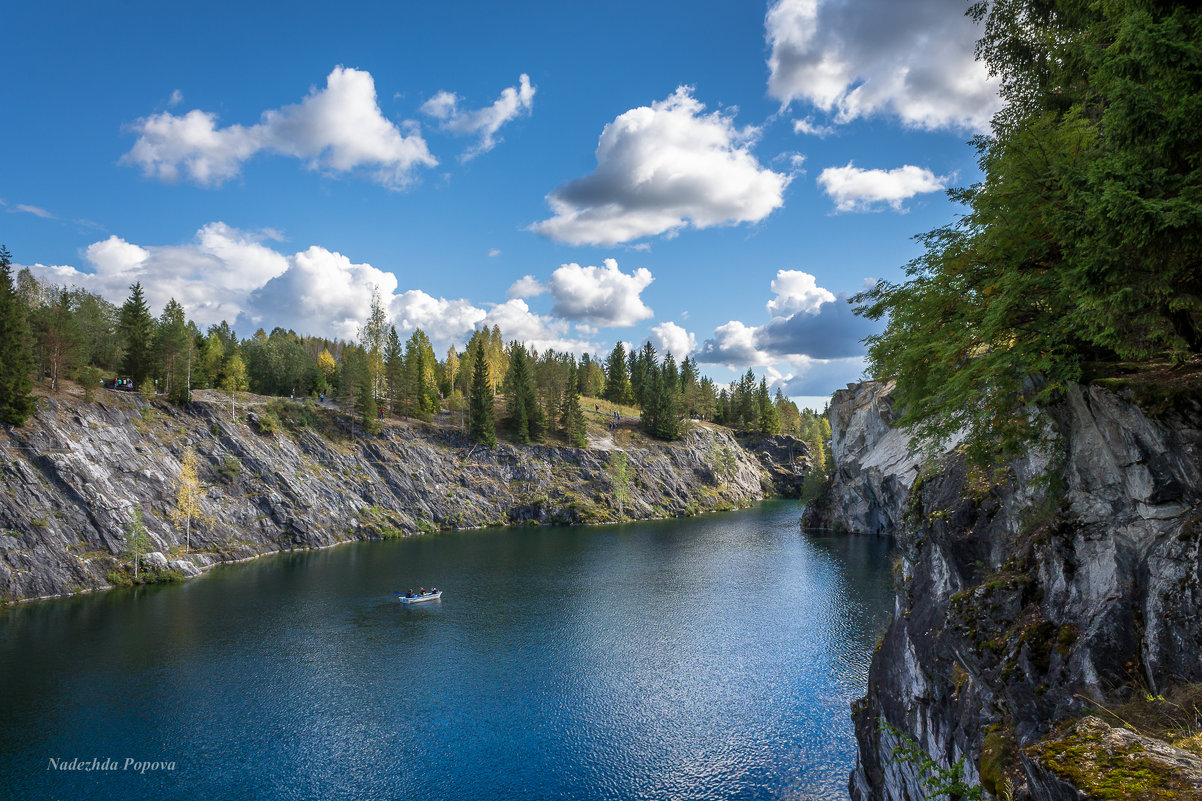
0, 390, 807, 605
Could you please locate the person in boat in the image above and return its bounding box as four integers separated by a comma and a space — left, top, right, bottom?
406, 589, 414, 598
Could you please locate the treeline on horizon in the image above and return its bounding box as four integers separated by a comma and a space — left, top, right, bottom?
0, 254, 831, 460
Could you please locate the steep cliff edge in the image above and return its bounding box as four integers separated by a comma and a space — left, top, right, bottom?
812, 381, 1202, 800
0, 390, 803, 603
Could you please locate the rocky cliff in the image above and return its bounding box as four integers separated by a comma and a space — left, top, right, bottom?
812, 380, 1202, 800
0, 390, 805, 603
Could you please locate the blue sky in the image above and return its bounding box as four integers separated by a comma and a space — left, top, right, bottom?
2, 0, 999, 410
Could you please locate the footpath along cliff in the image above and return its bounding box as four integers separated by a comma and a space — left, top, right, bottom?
0, 389, 807, 604
806, 380, 1202, 800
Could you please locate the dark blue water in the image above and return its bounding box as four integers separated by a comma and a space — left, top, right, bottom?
0, 501, 893, 801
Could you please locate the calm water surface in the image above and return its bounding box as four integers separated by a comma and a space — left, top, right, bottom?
0, 501, 893, 801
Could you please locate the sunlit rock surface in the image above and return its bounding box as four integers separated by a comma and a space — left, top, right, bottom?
0, 392, 803, 603
817, 381, 1202, 801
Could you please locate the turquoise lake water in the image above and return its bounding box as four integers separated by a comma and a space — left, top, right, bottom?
0, 501, 893, 800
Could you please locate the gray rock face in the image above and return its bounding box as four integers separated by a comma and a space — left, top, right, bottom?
0, 394, 790, 603
802, 380, 962, 533
818, 381, 1202, 800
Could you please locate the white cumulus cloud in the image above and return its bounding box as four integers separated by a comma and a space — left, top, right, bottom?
696, 320, 774, 368
25, 225, 289, 326
766, 0, 1001, 132
817, 163, 946, 212
122, 66, 437, 187
421, 74, 535, 160
544, 259, 654, 326
766, 269, 835, 315
391, 290, 488, 342
506, 275, 547, 300
649, 321, 697, 358
696, 271, 880, 392
22, 225, 607, 357
239, 246, 400, 340
530, 86, 789, 246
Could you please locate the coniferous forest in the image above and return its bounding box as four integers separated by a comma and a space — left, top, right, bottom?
0, 251, 831, 463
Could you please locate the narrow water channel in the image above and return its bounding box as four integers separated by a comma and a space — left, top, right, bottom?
0, 501, 893, 800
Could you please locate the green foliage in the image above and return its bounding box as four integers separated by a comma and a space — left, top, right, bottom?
711, 444, 737, 484
255, 411, 280, 436
156, 298, 192, 404
468, 345, 496, 446
216, 456, 242, 484
359, 286, 389, 402
401, 328, 439, 420
358, 378, 381, 435
608, 451, 633, 520
504, 342, 545, 444
559, 363, 588, 448
858, 1, 1202, 459
119, 282, 155, 391
603, 342, 634, 405
641, 354, 684, 440
76, 364, 103, 402
220, 353, 249, 394
30, 287, 81, 393
756, 377, 781, 435
0, 246, 37, 425
122, 506, 153, 580
881, 720, 984, 800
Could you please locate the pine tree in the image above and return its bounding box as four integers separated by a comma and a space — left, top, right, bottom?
468, 347, 496, 446
0, 246, 36, 425
736, 370, 759, 431
119, 283, 155, 391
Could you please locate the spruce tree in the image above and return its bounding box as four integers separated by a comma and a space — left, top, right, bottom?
359, 376, 381, 435
504, 343, 544, 444
119, 283, 155, 391
384, 326, 403, 416
156, 298, 192, 405
560, 363, 588, 447
468, 346, 496, 446
757, 378, 781, 435
603, 342, 633, 404
0, 246, 36, 425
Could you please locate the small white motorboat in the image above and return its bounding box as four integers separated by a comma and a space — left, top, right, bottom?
395, 589, 442, 604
